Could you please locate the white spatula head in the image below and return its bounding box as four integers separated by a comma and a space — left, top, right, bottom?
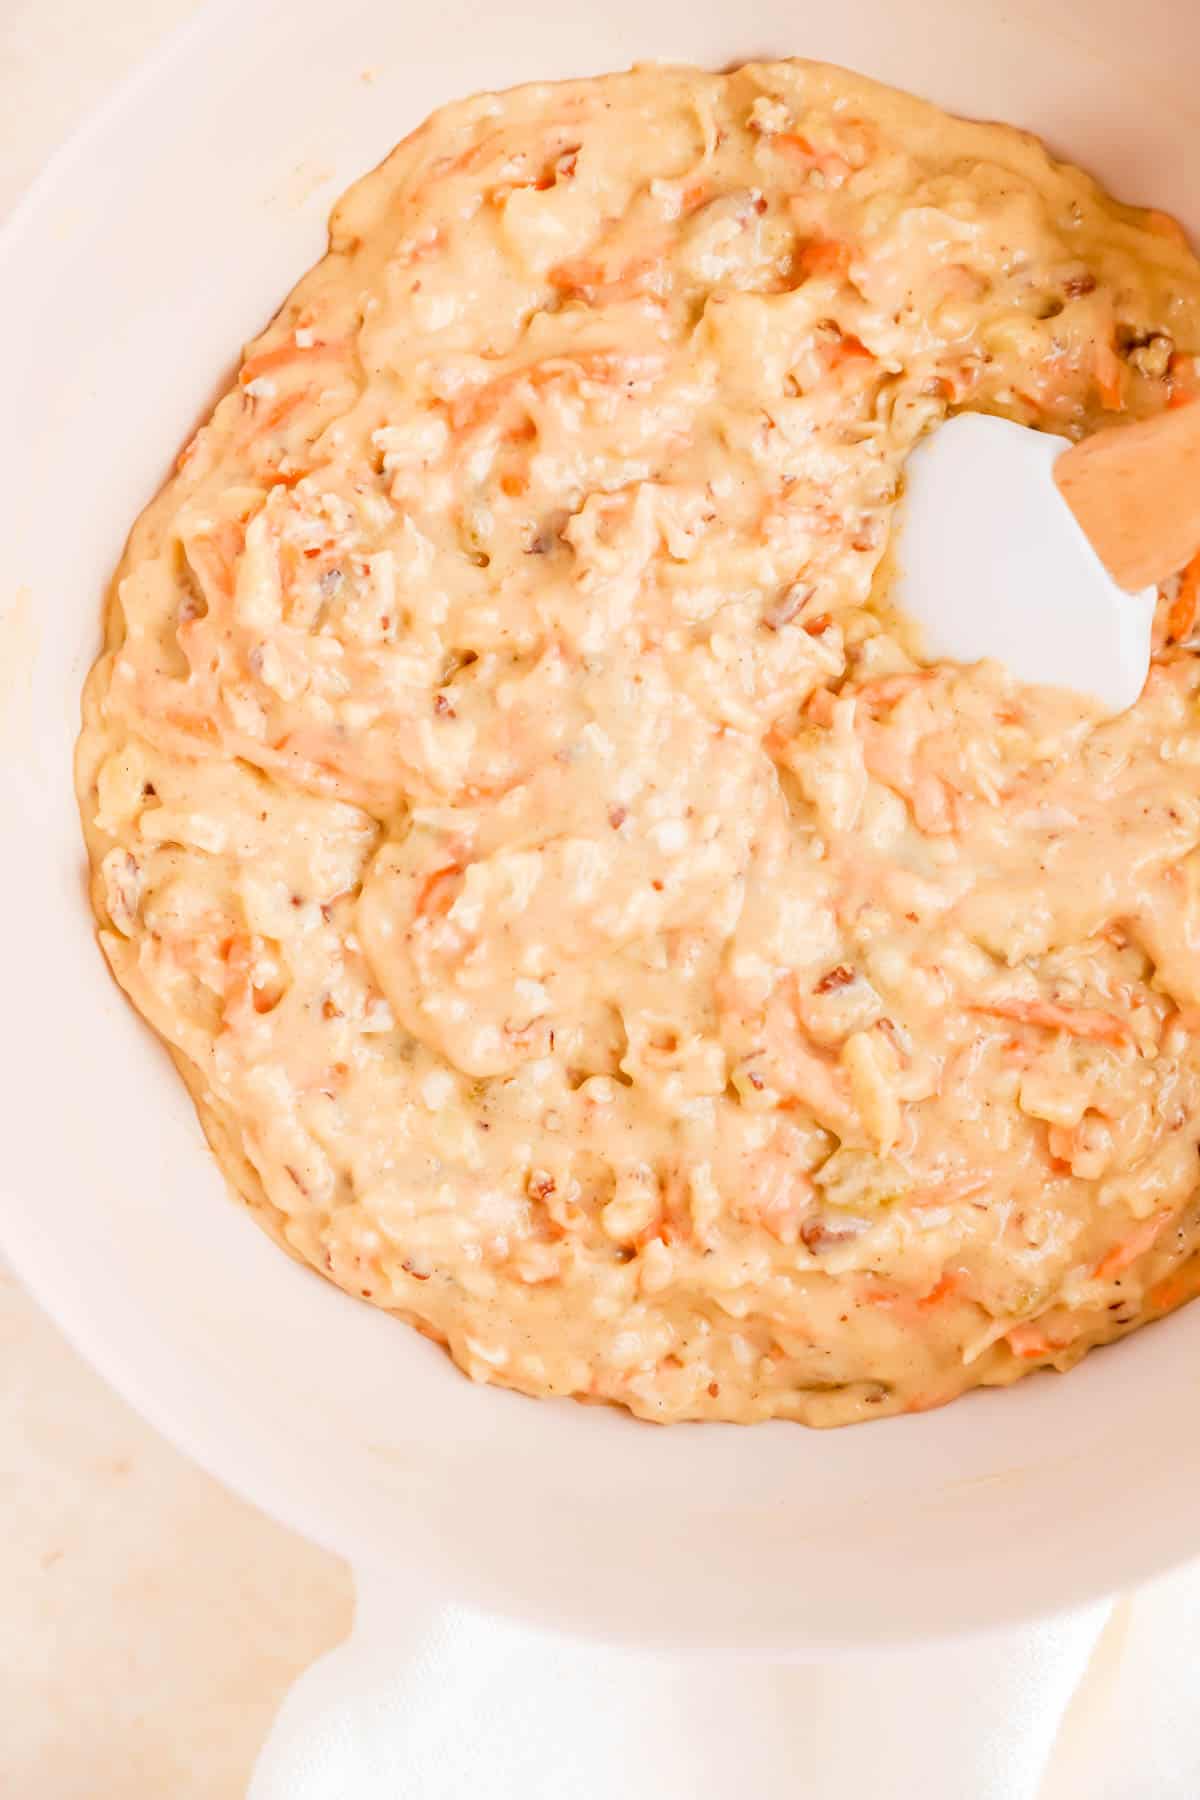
895, 413, 1155, 714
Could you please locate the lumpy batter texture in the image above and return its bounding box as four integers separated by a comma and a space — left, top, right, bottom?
79, 61, 1200, 1424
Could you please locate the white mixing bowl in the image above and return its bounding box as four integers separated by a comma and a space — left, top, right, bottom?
3, 0, 1198, 1653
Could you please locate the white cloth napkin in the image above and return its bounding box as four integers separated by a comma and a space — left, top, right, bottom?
247, 1559, 1200, 1799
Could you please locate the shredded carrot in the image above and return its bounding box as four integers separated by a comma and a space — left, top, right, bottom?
414, 863, 464, 921
1091, 1213, 1167, 1282
243, 391, 310, 489
393, 226, 446, 262
775, 132, 817, 159
856, 1270, 963, 1317
971, 997, 1131, 1047
858, 1275, 902, 1309
247, 389, 306, 437
259, 465, 310, 492
1167, 356, 1200, 408
223, 934, 284, 1016
795, 236, 852, 281
1006, 1323, 1057, 1360
917, 1270, 959, 1311
825, 332, 874, 372
804, 686, 837, 727
1015, 350, 1077, 414
433, 129, 509, 182
776, 1039, 856, 1136
163, 709, 220, 745
239, 338, 348, 387
774, 135, 853, 186
1166, 548, 1200, 643
548, 252, 660, 304
851, 672, 932, 710
449, 349, 661, 434
492, 173, 556, 201
1149, 1269, 1196, 1312
184, 519, 245, 602
1093, 336, 1127, 411
930, 364, 980, 405
907, 1174, 989, 1210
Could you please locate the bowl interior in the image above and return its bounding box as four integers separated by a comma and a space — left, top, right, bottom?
3, 0, 1199, 1650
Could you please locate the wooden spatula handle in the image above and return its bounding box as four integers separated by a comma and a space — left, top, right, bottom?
1054, 401, 1200, 591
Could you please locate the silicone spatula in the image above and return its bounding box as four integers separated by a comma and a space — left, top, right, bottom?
896, 403, 1200, 713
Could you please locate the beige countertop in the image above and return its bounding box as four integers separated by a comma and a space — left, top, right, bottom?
2, 5, 352, 1794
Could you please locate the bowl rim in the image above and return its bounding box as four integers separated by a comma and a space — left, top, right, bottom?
5, 0, 1200, 1653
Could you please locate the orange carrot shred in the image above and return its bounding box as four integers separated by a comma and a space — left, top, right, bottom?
239, 338, 347, 386
917, 1271, 959, 1311
1166, 548, 1200, 643
1006, 1323, 1056, 1360
796, 237, 852, 280
1093, 337, 1127, 412
1149, 1270, 1195, 1312
971, 997, 1131, 1047
415, 863, 464, 921
1091, 1214, 1167, 1282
